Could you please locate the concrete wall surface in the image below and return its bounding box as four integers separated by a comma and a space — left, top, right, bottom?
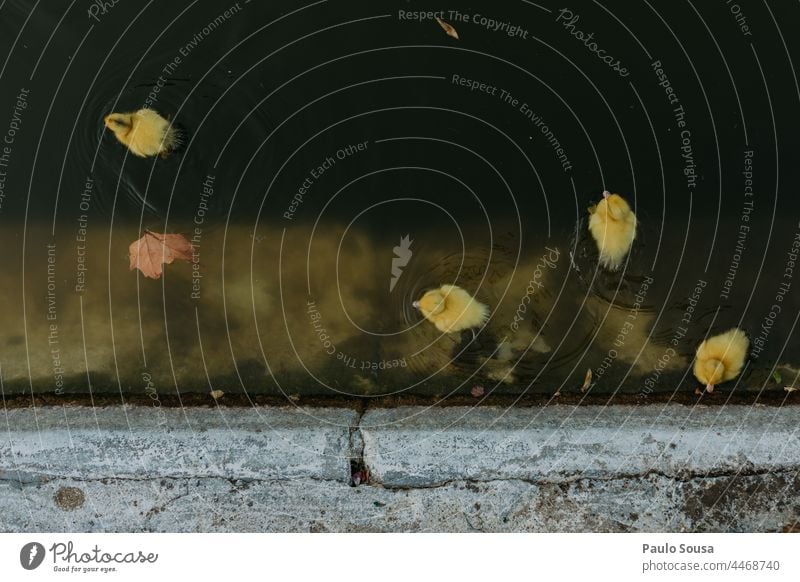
1, 405, 797, 532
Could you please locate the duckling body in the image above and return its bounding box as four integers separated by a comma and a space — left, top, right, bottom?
693, 328, 749, 392
103, 109, 179, 158
588, 191, 637, 270
413, 284, 489, 333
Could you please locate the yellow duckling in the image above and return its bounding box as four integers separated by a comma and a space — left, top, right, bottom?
693, 328, 749, 392
103, 108, 180, 158
413, 284, 489, 333
588, 190, 637, 270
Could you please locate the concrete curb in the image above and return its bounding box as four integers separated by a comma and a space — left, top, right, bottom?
360, 406, 800, 486
1, 405, 798, 532
1, 406, 357, 483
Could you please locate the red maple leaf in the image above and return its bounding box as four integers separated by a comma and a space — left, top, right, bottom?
128, 231, 193, 279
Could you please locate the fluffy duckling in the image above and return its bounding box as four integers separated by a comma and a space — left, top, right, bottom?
413, 284, 489, 334
103, 108, 180, 158
588, 190, 637, 270
693, 328, 749, 392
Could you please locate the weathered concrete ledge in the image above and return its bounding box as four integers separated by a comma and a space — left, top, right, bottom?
360, 406, 800, 487
1, 405, 798, 532
0, 406, 357, 482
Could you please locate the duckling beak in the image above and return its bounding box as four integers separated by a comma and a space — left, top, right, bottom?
706, 383, 715, 393
602, 190, 610, 199
412, 301, 420, 309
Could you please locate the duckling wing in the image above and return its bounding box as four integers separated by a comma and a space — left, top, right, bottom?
589, 213, 636, 269
438, 285, 489, 332
716, 329, 749, 381
127, 110, 172, 157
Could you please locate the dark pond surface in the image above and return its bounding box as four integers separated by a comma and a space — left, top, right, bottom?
1, 0, 799, 400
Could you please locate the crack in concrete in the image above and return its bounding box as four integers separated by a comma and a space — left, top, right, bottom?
347, 399, 370, 485
143, 481, 191, 531
10, 467, 784, 492
5, 466, 794, 493
0, 469, 51, 488
371, 466, 800, 491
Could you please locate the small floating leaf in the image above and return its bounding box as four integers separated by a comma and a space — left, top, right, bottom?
210, 389, 224, 400
436, 17, 459, 40
129, 231, 193, 279
471, 384, 485, 397
581, 368, 593, 392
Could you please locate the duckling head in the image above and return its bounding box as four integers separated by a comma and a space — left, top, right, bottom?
413, 289, 446, 318
103, 113, 133, 135
696, 358, 725, 392
597, 191, 632, 222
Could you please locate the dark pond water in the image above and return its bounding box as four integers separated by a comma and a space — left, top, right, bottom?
1, 0, 799, 400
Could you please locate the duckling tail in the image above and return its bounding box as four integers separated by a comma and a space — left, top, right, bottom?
164, 125, 182, 150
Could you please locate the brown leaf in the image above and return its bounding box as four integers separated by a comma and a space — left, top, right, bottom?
436, 17, 459, 40
210, 390, 224, 400
471, 385, 485, 397
580, 368, 593, 392
129, 231, 193, 279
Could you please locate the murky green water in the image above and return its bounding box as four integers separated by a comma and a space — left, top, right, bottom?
1, 0, 798, 400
